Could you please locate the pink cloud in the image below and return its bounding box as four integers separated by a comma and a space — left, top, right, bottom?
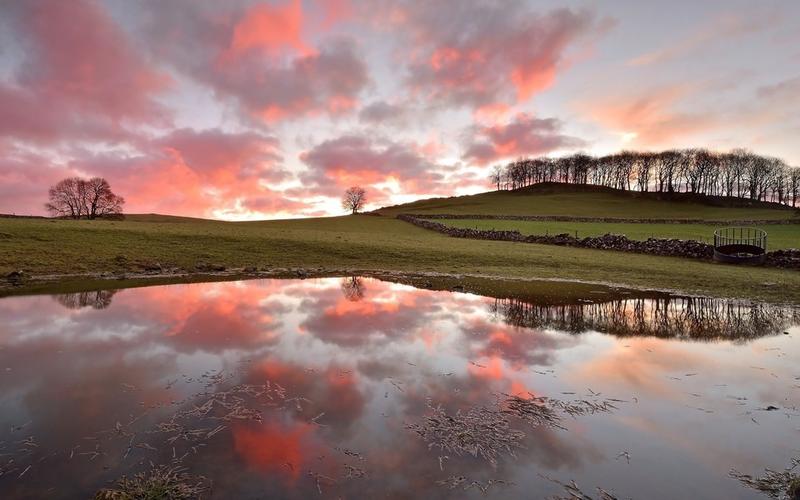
463, 113, 584, 165
358, 100, 409, 125
69, 129, 306, 218
580, 84, 719, 147
141, 1, 368, 123
0, 145, 77, 215
318, 0, 353, 29
390, 2, 604, 109
156, 128, 285, 182
14, 0, 169, 123
0, 1, 600, 217
238, 39, 366, 122
0, 0, 170, 144
226, 0, 312, 59
297, 134, 447, 202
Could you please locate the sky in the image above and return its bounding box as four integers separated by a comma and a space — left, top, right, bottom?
1, 0, 798, 219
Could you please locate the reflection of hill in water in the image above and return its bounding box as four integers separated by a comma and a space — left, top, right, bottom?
490, 297, 799, 341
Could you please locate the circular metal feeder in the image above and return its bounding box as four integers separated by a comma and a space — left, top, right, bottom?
713, 227, 767, 265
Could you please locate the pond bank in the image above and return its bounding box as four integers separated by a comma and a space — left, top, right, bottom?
5, 267, 800, 314
2, 214, 800, 304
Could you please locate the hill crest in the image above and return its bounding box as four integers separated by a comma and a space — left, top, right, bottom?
376, 182, 799, 220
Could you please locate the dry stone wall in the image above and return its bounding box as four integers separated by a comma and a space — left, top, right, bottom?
398, 214, 799, 268
416, 213, 800, 225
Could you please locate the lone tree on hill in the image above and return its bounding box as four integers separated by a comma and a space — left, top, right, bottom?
46, 177, 125, 219
342, 186, 367, 214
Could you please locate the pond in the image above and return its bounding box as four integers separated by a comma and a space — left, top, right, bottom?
0, 276, 798, 499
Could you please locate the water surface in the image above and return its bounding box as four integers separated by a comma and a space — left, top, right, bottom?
0, 277, 798, 499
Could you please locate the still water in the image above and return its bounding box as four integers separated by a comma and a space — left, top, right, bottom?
0, 277, 798, 499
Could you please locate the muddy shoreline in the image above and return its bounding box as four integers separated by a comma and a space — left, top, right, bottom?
3, 265, 795, 308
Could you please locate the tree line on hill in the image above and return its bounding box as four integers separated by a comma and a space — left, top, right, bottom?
490, 149, 800, 207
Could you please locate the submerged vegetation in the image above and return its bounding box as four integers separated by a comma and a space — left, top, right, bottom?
3, 361, 291, 498
407, 394, 620, 467
408, 401, 527, 467
500, 394, 619, 429
95, 464, 210, 500
543, 476, 621, 500
730, 457, 800, 499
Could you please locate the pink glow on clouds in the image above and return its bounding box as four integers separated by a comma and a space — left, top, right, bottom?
296, 134, 463, 206
68, 129, 307, 218
399, 3, 601, 109
463, 113, 584, 165
0, 0, 169, 144
0, 0, 798, 218
228, 0, 313, 58
580, 84, 720, 147
19, 0, 171, 124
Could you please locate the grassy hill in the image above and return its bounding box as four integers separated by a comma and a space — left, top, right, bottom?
2, 212, 799, 303
377, 183, 800, 220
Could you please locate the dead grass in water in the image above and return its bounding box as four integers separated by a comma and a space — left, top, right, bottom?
407, 393, 620, 468
730, 457, 800, 499
94, 463, 210, 500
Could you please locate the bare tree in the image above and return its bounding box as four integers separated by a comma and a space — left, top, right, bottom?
84, 177, 125, 219
768, 158, 788, 204
790, 167, 800, 207
46, 177, 124, 219
635, 152, 656, 192
342, 186, 367, 214
490, 165, 503, 190
340, 276, 366, 301
615, 151, 635, 190
658, 150, 682, 193
729, 148, 751, 198
45, 177, 87, 219
747, 154, 771, 200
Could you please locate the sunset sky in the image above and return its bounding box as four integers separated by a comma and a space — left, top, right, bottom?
1, 0, 799, 219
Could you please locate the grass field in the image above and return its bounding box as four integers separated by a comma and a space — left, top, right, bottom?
2, 214, 799, 303
378, 184, 800, 220
431, 219, 800, 250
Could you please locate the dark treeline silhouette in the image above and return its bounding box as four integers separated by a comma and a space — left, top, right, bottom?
491, 149, 800, 207
489, 296, 798, 341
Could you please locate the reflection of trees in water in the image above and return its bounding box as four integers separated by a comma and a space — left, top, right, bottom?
54, 290, 119, 310
490, 297, 799, 341
340, 277, 366, 302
